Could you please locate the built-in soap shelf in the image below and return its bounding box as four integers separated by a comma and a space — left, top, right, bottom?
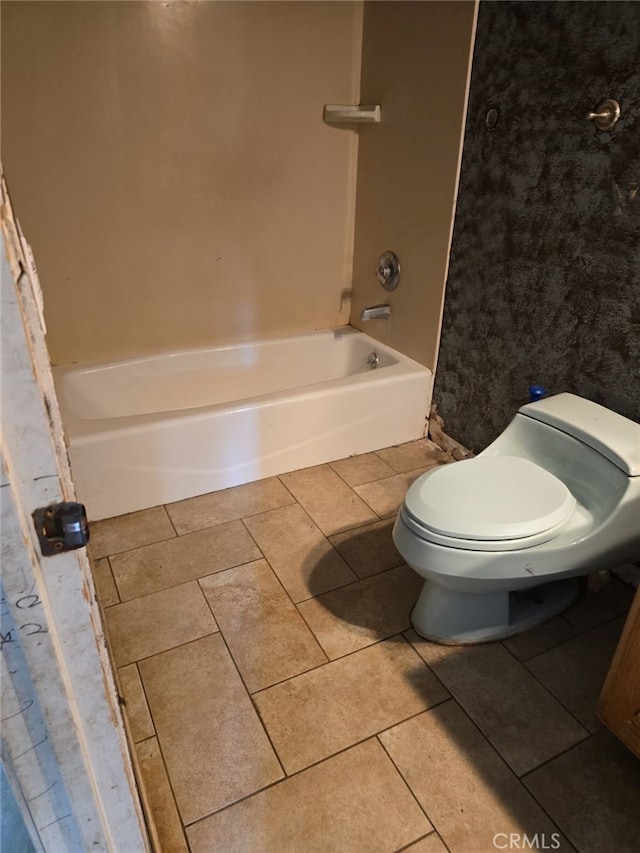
323, 104, 381, 124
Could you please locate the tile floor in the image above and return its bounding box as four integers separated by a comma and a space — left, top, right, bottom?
89, 438, 640, 853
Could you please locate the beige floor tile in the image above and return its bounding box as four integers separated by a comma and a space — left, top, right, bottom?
329, 452, 396, 486
187, 739, 431, 853
562, 577, 634, 632
110, 520, 261, 600
329, 517, 404, 578
135, 737, 189, 853
407, 631, 587, 776
279, 465, 378, 535
91, 557, 119, 606
104, 581, 218, 667
139, 634, 283, 825
354, 468, 430, 518
199, 559, 326, 692
524, 730, 640, 853
244, 504, 356, 602
297, 565, 423, 659
524, 616, 626, 733
166, 477, 295, 535
117, 664, 154, 742
379, 701, 574, 853
89, 505, 176, 558
376, 439, 450, 473
254, 636, 448, 774
404, 834, 450, 853
502, 615, 577, 661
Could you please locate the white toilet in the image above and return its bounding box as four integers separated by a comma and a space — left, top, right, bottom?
393, 393, 640, 644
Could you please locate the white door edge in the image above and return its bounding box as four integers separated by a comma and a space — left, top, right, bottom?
1, 172, 150, 852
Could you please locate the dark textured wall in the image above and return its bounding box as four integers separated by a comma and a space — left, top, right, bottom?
434, 0, 640, 451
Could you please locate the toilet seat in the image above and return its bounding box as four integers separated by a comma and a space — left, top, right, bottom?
403, 456, 576, 552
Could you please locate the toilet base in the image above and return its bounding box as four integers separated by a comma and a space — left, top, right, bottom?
411, 577, 581, 644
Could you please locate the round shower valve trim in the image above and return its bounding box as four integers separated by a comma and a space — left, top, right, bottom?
376, 251, 401, 291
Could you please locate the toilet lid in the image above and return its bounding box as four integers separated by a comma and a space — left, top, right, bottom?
404, 456, 576, 541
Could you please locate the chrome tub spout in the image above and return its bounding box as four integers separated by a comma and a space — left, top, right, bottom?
360, 304, 391, 321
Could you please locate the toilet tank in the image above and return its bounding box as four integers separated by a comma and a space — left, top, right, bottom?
518, 393, 640, 477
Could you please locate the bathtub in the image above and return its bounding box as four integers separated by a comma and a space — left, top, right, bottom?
53, 327, 432, 520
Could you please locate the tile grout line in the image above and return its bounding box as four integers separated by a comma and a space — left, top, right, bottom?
102, 555, 267, 607
196, 577, 226, 639
519, 729, 602, 783
247, 644, 454, 774
393, 831, 453, 853
501, 582, 635, 664
248, 630, 416, 699
280, 467, 387, 533
413, 639, 594, 778
292, 561, 408, 605
129, 661, 157, 744
163, 502, 180, 538
93, 494, 295, 560
269, 497, 371, 570
544, 603, 632, 649
400, 629, 454, 699
237, 501, 359, 600
167, 496, 299, 538
104, 555, 121, 605
235, 629, 431, 700
113, 629, 221, 670
432, 693, 575, 844
518, 647, 607, 740
195, 569, 331, 691
499, 633, 574, 666
133, 676, 191, 850
89, 526, 178, 561
210, 621, 289, 781
183, 707, 454, 836
293, 595, 334, 661
328, 455, 393, 496
376, 726, 451, 851
499, 636, 599, 742
247, 548, 332, 664
517, 763, 584, 853
177, 732, 394, 835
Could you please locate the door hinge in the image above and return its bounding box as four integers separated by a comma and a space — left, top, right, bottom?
32, 502, 90, 556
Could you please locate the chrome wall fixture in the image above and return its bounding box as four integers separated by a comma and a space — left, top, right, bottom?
587, 98, 621, 132
360, 304, 391, 321
376, 251, 401, 291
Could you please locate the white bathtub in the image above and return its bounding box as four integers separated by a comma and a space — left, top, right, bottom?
53, 327, 432, 520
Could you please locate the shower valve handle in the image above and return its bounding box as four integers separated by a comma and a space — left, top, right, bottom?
586, 99, 620, 132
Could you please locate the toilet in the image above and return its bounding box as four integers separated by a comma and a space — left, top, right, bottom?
393, 393, 640, 644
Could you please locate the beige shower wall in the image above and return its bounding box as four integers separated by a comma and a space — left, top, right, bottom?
350, 1, 476, 370
1, 1, 363, 365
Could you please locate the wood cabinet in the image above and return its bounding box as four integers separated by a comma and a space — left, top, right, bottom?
598, 584, 640, 758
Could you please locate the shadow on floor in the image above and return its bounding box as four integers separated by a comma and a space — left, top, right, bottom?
303, 520, 640, 853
